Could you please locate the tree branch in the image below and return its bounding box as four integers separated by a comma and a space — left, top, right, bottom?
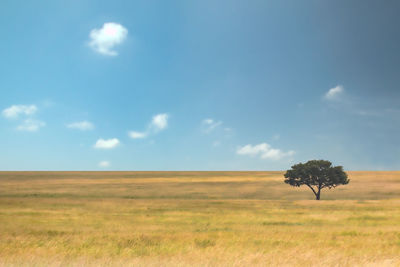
306, 183, 318, 197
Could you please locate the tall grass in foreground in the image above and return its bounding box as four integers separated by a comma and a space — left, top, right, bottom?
0, 171, 399, 266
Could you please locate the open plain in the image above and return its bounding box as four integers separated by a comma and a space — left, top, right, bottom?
0, 171, 399, 266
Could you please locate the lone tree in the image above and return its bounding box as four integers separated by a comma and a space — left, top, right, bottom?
284, 160, 349, 200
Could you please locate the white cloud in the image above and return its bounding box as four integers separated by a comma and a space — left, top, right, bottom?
202, 118, 222, 133
16, 119, 45, 132
67, 121, 94, 131
94, 138, 120, 149
128, 113, 169, 140
237, 143, 295, 160
151, 113, 168, 131
325, 85, 344, 100
2, 104, 46, 132
89, 22, 128, 56
128, 131, 147, 139
98, 161, 110, 168
2, 105, 37, 119
237, 143, 269, 156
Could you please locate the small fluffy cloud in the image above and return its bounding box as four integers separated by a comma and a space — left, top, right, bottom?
67, 121, 94, 131
129, 113, 169, 139
128, 131, 147, 139
2, 104, 45, 132
94, 138, 120, 149
237, 143, 295, 160
202, 118, 222, 134
89, 22, 128, 56
2, 105, 37, 119
325, 85, 344, 100
151, 113, 168, 131
98, 161, 110, 168
16, 119, 45, 132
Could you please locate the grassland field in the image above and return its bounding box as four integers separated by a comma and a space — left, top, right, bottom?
0, 171, 399, 266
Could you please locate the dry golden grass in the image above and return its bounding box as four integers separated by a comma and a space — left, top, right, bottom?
0, 171, 399, 266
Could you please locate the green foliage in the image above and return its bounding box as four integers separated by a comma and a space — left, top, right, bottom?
284, 160, 349, 200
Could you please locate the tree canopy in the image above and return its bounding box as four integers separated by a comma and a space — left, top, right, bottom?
284, 160, 349, 200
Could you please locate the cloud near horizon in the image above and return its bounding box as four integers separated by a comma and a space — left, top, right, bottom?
16, 119, 45, 132
237, 143, 295, 160
98, 160, 110, 168
2, 104, 45, 132
202, 118, 222, 134
67, 121, 94, 131
94, 138, 120, 149
325, 85, 344, 100
2, 105, 37, 119
151, 113, 168, 131
128, 131, 147, 139
89, 22, 128, 56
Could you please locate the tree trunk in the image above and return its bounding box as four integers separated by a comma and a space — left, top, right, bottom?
316, 187, 321, 200
306, 184, 320, 200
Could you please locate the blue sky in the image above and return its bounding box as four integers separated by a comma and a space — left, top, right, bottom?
1, 0, 399, 170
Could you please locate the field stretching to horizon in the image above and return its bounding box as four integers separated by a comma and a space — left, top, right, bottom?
0, 171, 400, 266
